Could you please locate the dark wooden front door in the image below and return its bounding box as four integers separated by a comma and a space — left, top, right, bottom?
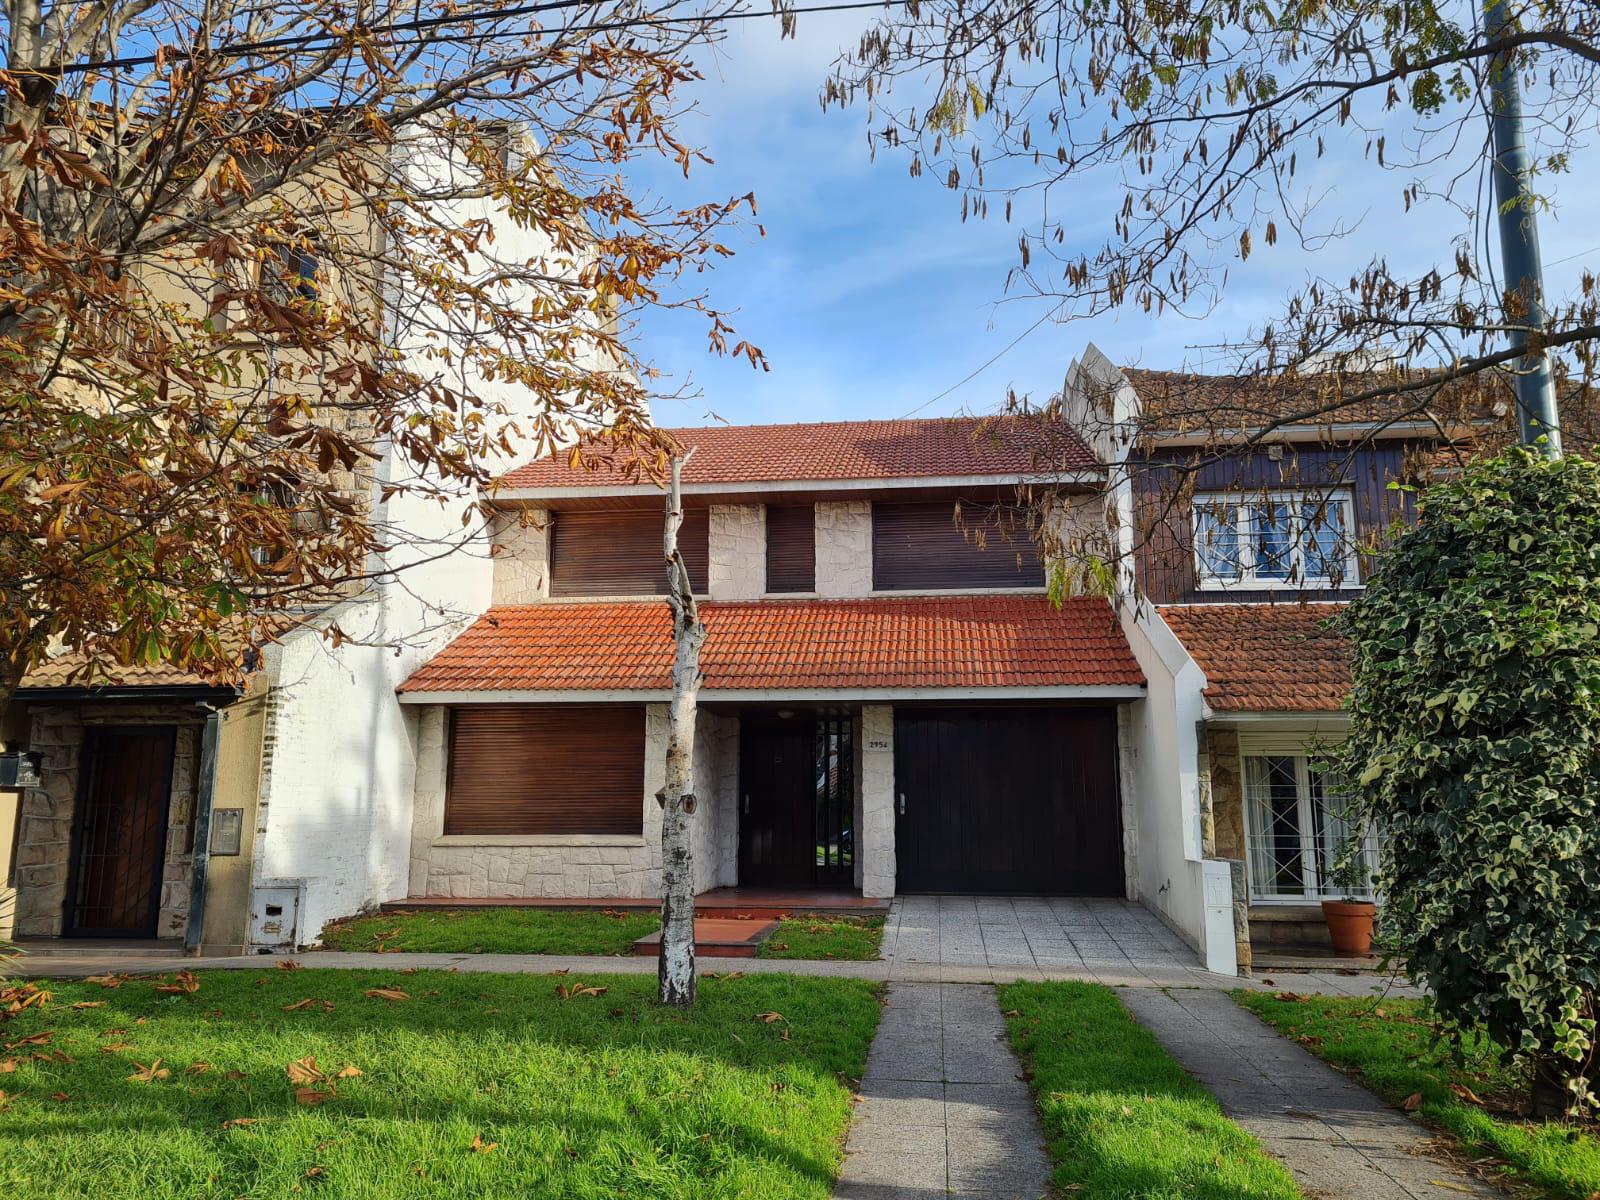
894, 707, 1123, 895
65, 726, 176, 937
739, 715, 855, 888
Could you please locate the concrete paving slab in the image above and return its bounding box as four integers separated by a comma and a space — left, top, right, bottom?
1120, 988, 1499, 1199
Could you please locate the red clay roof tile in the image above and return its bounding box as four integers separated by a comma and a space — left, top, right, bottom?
400, 596, 1143, 694
499, 415, 1100, 490
1158, 602, 1350, 713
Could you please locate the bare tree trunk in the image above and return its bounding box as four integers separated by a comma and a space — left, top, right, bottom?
658, 452, 705, 1008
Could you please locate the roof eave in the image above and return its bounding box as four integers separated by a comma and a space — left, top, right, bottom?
491, 468, 1106, 504
399, 683, 1146, 704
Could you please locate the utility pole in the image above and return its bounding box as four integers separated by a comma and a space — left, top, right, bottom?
1485, 0, 1562, 456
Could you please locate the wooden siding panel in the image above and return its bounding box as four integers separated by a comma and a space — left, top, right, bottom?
765, 504, 816, 593
1132, 442, 1419, 604
872, 501, 1044, 590
549, 509, 709, 597
445, 705, 644, 835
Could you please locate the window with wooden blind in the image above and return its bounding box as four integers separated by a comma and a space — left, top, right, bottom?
548, 509, 709, 597
765, 504, 816, 593
872, 500, 1045, 590
444, 706, 645, 836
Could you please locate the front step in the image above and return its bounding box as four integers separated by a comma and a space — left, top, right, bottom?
631, 917, 779, 959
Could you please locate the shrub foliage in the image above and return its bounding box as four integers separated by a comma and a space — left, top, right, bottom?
1340, 449, 1600, 1102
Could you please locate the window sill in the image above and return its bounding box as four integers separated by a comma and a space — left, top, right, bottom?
868, 586, 1050, 598
431, 834, 646, 848
1195, 580, 1363, 593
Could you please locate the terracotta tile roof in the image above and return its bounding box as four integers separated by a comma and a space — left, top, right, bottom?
400, 596, 1143, 694
1158, 602, 1351, 712
498, 414, 1100, 490
1122, 367, 1508, 437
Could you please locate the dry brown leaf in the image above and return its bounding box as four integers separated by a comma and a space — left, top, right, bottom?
1447, 1082, 1486, 1106
364, 988, 409, 1002
83, 973, 125, 989
50, 1091, 69, 1102
277, 961, 302, 971
185, 1061, 213, 1076
100, 1042, 133, 1053
755, 1011, 785, 1024
285, 1055, 324, 1085
470, 1134, 498, 1154
1273, 992, 1310, 1003
129, 1059, 170, 1082
220, 1116, 257, 1129
1402, 1092, 1424, 1112
153, 971, 200, 996
295, 1086, 337, 1106
334, 1065, 363, 1079
305, 1166, 325, 1178
281, 997, 332, 1012
0, 1059, 16, 1073
5, 1031, 52, 1050
71, 1001, 105, 1010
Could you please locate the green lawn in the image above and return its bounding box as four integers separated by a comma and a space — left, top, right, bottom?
757, 916, 885, 961
318, 907, 660, 955
0, 969, 881, 1198
1000, 981, 1303, 1199
1235, 990, 1600, 1200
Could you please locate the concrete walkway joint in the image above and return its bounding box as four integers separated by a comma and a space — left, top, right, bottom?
834, 982, 1050, 1200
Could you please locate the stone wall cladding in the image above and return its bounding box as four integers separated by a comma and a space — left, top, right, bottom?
860, 704, 895, 898
1204, 725, 1245, 864
490, 508, 550, 604
1117, 703, 1140, 901
709, 505, 765, 600
406, 702, 739, 905
14, 703, 201, 939
815, 501, 873, 598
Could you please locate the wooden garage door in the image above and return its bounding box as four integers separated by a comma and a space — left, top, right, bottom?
894, 707, 1123, 895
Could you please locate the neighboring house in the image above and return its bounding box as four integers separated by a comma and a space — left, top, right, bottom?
1064, 346, 1491, 965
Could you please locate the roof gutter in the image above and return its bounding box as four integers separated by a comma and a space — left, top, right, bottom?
491, 469, 1106, 504
398, 684, 1146, 704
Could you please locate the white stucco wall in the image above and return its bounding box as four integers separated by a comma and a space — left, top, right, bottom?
403, 703, 737, 902
1117, 600, 1236, 974
816, 501, 873, 598
709, 505, 765, 600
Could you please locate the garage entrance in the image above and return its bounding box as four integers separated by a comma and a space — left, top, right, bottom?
893, 707, 1123, 895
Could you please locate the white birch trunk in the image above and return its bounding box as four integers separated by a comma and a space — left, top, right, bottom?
659, 453, 705, 1007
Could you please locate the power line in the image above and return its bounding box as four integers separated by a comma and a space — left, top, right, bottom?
898, 302, 1064, 419
56, 0, 910, 74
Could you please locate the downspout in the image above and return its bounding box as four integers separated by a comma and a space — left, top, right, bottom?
184, 705, 222, 956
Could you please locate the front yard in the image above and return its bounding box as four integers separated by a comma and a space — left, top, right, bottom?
1001, 981, 1303, 1199
1236, 991, 1600, 1200
319, 907, 659, 955
0, 969, 881, 1198
756, 915, 885, 961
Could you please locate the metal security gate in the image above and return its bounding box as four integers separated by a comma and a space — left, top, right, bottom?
739, 712, 855, 888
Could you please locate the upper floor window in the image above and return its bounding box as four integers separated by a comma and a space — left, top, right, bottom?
1192, 490, 1357, 589
549, 509, 709, 597
765, 504, 816, 593
872, 500, 1044, 591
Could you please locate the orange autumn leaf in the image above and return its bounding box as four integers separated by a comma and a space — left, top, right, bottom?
153, 972, 200, 996
470, 1134, 498, 1154
5, 1031, 52, 1050
363, 988, 409, 1002
754, 1012, 785, 1024
71, 1001, 105, 1010
129, 1059, 170, 1082
334, 1065, 363, 1079
1402, 1092, 1424, 1112
83, 973, 126, 989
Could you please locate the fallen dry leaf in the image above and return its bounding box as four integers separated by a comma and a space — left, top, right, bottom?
50, 1091, 69, 1102
0, 1059, 16, 1073
100, 1042, 133, 1053
220, 1116, 257, 1130
83, 973, 126, 989
305, 1166, 325, 1178
129, 1059, 170, 1083
754, 1012, 785, 1024
5, 1031, 52, 1050
1274, 992, 1310, 1003
285, 1055, 324, 1085
363, 988, 409, 1002
295, 1086, 337, 1106
153, 971, 200, 996
70, 1001, 105, 1010
277, 961, 302, 971
185, 1061, 213, 1076
1402, 1092, 1424, 1112
1447, 1082, 1486, 1106
470, 1134, 498, 1154
334, 1065, 363, 1079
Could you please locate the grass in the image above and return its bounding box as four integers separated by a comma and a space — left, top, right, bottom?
1235, 990, 1600, 1199
757, 916, 885, 961
0, 968, 880, 1199
1000, 981, 1303, 1199
318, 907, 660, 955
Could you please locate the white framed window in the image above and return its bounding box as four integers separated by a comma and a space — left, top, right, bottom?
1242, 753, 1378, 902
1192, 489, 1358, 589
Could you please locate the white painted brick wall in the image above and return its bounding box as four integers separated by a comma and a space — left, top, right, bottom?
490, 508, 549, 604
816, 501, 873, 598
709, 505, 764, 600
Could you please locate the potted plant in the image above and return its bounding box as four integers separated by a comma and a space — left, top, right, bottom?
1321, 827, 1377, 956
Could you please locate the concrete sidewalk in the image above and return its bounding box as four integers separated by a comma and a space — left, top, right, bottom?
1121, 988, 1499, 1199
834, 982, 1050, 1200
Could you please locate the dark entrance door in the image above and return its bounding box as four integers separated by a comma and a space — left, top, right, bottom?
894, 707, 1123, 895
739, 714, 855, 888
65, 726, 176, 937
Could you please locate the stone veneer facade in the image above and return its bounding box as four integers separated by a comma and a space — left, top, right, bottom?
490, 507, 550, 604
406, 703, 739, 902
815, 501, 873, 597
13, 703, 201, 939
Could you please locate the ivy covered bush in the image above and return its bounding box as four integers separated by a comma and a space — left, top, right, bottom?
1340, 448, 1600, 1112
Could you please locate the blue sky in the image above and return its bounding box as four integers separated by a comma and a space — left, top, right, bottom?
627, 12, 1600, 429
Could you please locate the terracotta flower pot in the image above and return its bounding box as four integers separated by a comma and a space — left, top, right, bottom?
1321, 899, 1377, 956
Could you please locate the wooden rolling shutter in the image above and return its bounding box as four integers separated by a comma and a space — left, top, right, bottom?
445, 706, 644, 835
549, 509, 709, 597
765, 504, 816, 593
872, 500, 1044, 590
